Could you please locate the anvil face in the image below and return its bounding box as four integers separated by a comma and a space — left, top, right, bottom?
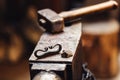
29, 22, 82, 80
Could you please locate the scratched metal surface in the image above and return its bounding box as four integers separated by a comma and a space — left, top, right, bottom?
29, 22, 82, 63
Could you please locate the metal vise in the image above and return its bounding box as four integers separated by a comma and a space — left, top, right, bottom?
29, 22, 95, 80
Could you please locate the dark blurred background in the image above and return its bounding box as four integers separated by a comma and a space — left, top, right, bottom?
0, 0, 119, 80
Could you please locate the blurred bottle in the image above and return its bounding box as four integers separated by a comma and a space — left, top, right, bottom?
82, 19, 119, 78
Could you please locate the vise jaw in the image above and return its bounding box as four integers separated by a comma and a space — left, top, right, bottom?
29, 22, 82, 80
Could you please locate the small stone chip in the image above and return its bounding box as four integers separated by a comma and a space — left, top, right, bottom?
61, 50, 73, 58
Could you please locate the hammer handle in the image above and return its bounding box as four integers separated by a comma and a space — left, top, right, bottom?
59, 0, 118, 22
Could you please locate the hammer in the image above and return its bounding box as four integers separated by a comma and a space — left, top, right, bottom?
37, 0, 118, 33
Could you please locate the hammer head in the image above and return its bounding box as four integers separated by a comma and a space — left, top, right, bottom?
38, 9, 64, 33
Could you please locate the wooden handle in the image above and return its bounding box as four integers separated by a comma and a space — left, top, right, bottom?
59, 0, 118, 22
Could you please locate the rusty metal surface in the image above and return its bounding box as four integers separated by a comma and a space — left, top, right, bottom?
29, 22, 82, 63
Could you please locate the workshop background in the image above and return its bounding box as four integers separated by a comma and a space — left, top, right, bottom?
0, 0, 119, 80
